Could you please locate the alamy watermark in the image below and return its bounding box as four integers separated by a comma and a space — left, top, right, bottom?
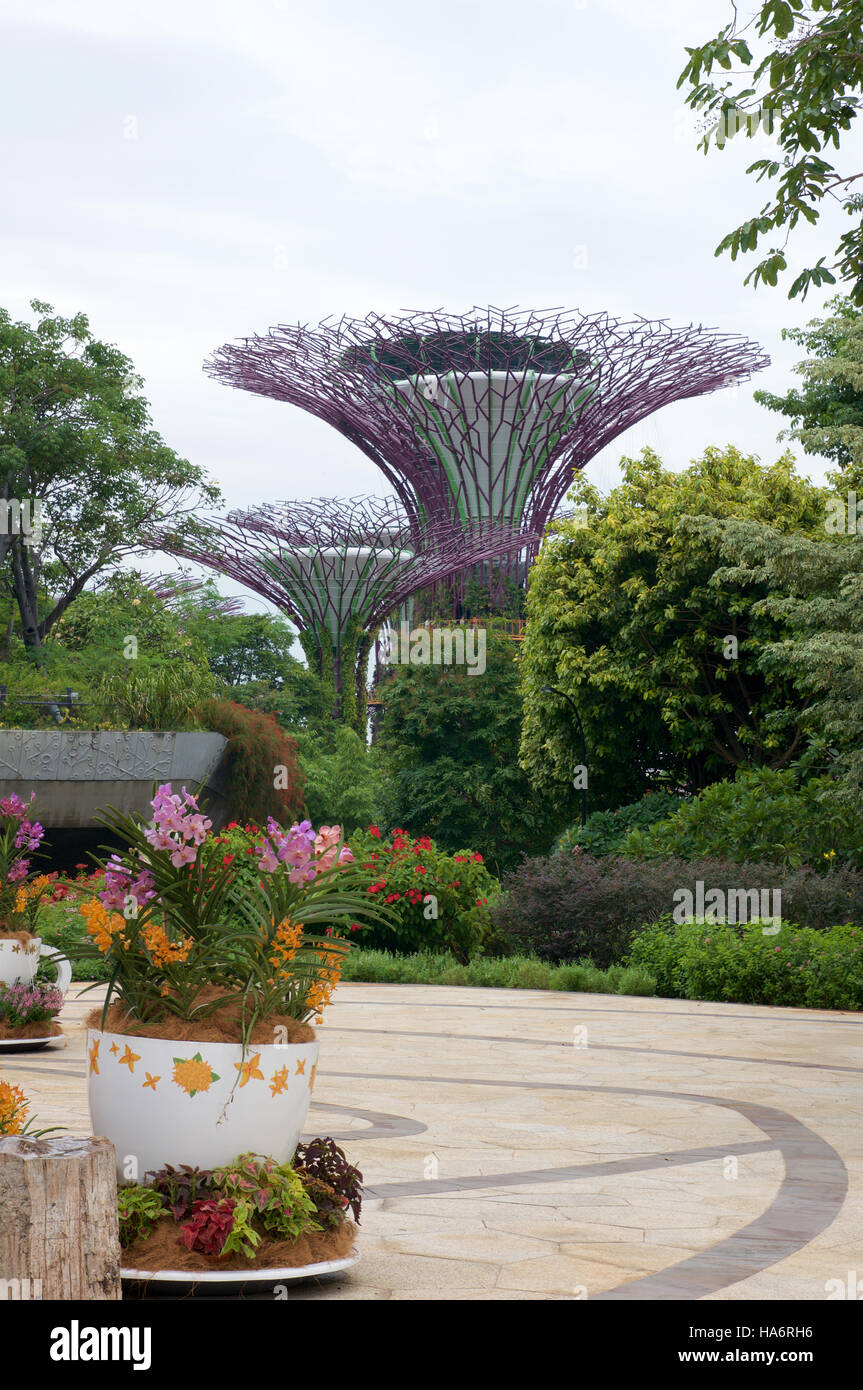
381, 621, 486, 675
0, 498, 42, 547
673, 881, 782, 935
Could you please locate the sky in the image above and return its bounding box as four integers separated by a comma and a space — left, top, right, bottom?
2, 0, 859, 611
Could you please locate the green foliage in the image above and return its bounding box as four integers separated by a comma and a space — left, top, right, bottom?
628, 917, 863, 1010
117, 1186, 168, 1247
199, 700, 305, 825
703, 515, 863, 808
297, 727, 383, 830
98, 663, 220, 731
520, 447, 827, 809
293, 1139, 363, 1226
623, 767, 860, 868
555, 792, 684, 856
678, 3, 863, 301
345, 826, 499, 961
755, 295, 863, 473
375, 630, 565, 875
0, 299, 220, 649
212, 1153, 318, 1242
339, 947, 656, 997
145, 1164, 214, 1221
37, 899, 112, 981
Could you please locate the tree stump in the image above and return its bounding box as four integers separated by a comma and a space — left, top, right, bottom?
0, 1135, 121, 1300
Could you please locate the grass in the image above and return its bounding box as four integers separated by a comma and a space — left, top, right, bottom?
340, 948, 656, 996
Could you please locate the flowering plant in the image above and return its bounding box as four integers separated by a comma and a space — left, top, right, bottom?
344, 827, 499, 960
0, 980, 63, 1029
0, 794, 53, 936
119, 1142, 362, 1262
78, 784, 389, 1038
0, 1079, 60, 1137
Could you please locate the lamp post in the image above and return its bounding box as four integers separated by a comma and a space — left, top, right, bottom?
541, 685, 587, 829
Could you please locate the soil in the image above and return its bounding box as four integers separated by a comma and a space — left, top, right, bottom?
0, 1019, 61, 1039
0, 929, 37, 946
87, 985, 316, 1044
123, 1218, 357, 1272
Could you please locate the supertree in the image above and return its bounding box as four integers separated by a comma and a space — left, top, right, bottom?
160, 496, 531, 728
204, 305, 770, 595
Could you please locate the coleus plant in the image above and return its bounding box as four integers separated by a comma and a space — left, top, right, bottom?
293, 1138, 363, 1224
180, 1198, 239, 1257
211, 1153, 317, 1241
145, 1163, 215, 1221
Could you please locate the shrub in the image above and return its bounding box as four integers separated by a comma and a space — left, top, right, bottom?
199, 700, 304, 825
491, 852, 863, 966
555, 792, 684, 856
339, 947, 657, 996
297, 727, 383, 831
344, 827, 500, 961
627, 917, 863, 1010
623, 768, 860, 868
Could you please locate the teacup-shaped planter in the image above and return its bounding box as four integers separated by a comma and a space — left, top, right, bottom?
0, 936, 72, 995
88, 1029, 320, 1179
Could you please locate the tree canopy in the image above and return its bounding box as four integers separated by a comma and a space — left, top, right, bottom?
678, 1, 863, 301
520, 446, 827, 810
0, 299, 220, 650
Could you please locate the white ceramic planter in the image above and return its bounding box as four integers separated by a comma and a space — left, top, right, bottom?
87, 1029, 320, 1178
0, 936, 72, 995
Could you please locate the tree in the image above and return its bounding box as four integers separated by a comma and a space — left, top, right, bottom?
297, 726, 383, 830
708, 515, 863, 804
375, 630, 565, 874
0, 300, 220, 651
519, 446, 827, 810
678, 1, 863, 301
755, 293, 863, 473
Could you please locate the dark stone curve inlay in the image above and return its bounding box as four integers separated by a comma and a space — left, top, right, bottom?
326, 1070, 848, 1301
324, 1026, 863, 1076
306, 1101, 426, 1142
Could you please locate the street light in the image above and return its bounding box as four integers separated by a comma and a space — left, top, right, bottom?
541, 685, 587, 829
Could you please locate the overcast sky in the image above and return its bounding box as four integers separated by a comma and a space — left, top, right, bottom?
2, 0, 858, 610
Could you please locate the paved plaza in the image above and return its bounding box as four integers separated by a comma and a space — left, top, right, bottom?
5, 982, 862, 1301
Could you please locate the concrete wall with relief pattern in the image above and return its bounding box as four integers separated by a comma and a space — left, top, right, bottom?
0, 731, 229, 827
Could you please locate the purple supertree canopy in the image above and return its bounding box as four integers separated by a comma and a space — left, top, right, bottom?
141, 572, 245, 615
159, 495, 533, 699
204, 305, 770, 550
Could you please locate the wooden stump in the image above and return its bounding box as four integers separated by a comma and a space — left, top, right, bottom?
0, 1135, 121, 1300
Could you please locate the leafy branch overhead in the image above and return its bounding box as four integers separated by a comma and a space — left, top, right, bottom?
679, 1, 863, 301
0, 300, 222, 648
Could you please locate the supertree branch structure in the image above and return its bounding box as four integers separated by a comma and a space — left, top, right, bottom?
159, 496, 532, 728
204, 306, 770, 575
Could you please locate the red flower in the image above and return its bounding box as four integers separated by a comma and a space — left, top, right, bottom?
472, 853, 484, 863
222, 854, 234, 866
414, 865, 426, 874
368, 826, 382, 838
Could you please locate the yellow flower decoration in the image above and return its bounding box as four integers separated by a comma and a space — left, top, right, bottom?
171, 1053, 220, 1097
269, 1065, 290, 1096
234, 1053, 265, 1088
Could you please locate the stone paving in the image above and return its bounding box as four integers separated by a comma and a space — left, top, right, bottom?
3, 981, 861, 1300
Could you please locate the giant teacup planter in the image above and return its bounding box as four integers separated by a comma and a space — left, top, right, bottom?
0, 936, 72, 994
88, 1028, 319, 1175
0, 794, 72, 1047
73, 785, 386, 1192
